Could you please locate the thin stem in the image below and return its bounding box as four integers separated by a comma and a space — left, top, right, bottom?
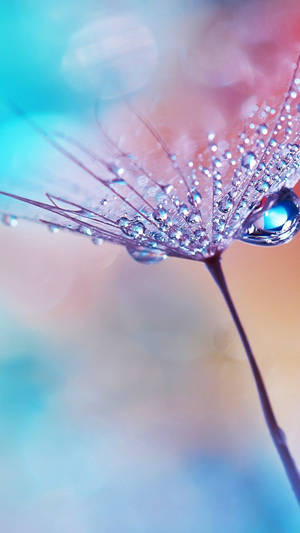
205, 254, 300, 506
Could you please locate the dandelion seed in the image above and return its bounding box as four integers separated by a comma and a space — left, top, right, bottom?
1, 53, 300, 505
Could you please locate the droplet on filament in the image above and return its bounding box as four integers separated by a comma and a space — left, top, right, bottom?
127, 246, 167, 264
240, 188, 300, 246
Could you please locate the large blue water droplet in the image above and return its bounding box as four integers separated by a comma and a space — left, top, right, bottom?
126, 246, 167, 264
239, 188, 300, 246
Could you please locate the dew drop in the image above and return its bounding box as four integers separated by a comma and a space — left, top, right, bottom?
240, 188, 300, 246
118, 216, 130, 234
110, 177, 126, 186
255, 181, 270, 193
109, 164, 125, 177
48, 224, 60, 233
129, 221, 146, 239
241, 151, 257, 171
187, 212, 201, 225
162, 183, 173, 195
92, 236, 104, 246
126, 246, 167, 264
178, 203, 190, 218
81, 226, 93, 236
153, 206, 168, 223
168, 227, 182, 240
213, 158, 222, 168
2, 214, 18, 227
218, 193, 233, 214
188, 190, 202, 207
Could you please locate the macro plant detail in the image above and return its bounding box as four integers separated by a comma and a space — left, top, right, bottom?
1, 51, 300, 506
2, 69, 300, 262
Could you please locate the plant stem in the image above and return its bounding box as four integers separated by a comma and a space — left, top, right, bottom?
205, 254, 300, 506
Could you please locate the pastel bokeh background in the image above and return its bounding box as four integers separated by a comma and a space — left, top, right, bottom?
0, 0, 300, 531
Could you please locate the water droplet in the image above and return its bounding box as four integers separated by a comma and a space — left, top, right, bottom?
110, 178, 126, 186
153, 231, 166, 243
194, 228, 205, 239
153, 206, 169, 223
256, 139, 265, 149
218, 193, 233, 213
109, 164, 125, 177
213, 217, 226, 232
118, 216, 130, 234
178, 203, 190, 218
289, 143, 299, 153
213, 158, 222, 168
257, 162, 266, 172
162, 183, 173, 194
255, 181, 270, 193
187, 212, 201, 225
2, 214, 18, 227
240, 188, 300, 246
129, 221, 146, 239
168, 227, 182, 240
188, 190, 202, 207
127, 246, 167, 264
92, 237, 104, 245
241, 151, 257, 171
81, 226, 93, 236
48, 224, 60, 233
180, 235, 191, 248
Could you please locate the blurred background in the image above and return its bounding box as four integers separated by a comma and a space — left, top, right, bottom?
0, 0, 300, 531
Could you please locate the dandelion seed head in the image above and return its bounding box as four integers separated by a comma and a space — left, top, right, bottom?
1, 53, 300, 264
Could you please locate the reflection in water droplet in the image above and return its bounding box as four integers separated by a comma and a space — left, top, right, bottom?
240, 188, 300, 246
126, 246, 167, 264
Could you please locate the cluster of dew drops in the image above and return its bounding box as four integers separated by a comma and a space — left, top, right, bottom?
2, 63, 300, 264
